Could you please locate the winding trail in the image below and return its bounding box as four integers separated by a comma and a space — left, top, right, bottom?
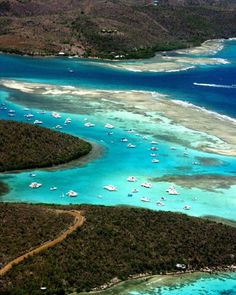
0, 209, 85, 276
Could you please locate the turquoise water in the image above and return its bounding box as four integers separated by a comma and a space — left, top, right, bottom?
0, 39, 236, 294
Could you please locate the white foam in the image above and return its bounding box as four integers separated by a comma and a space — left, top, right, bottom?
177, 39, 225, 56
165, 66, 195, 73
173, 99, 236, 125
194, 82, 236, 89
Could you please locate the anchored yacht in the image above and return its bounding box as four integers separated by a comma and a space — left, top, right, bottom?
29, 182, 42, 189
66, 190, 78, 197
104, 185, 117, 191
141, 182, 152, 188
127, 176, 137, 182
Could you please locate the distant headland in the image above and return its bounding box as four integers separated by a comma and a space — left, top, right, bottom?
0, 1, 235, 59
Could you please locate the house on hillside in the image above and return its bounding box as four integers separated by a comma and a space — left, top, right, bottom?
145, 0, 159, 6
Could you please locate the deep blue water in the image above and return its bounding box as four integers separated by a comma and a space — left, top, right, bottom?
0, 41, 236, 118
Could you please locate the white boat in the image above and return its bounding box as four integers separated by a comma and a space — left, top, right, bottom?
156, 201, 164, 206
105, 123, 114, 129
127, 129, 135, 133
151, 141, 158, 145
34, 120, 43, 125
84, 122, 95, 127
64, 118, 71, 124
127, 176, 137, 182
8, 109, 15, 113
24, 113, 34, 118
170, 147, 176, 150
183, 205, 191, 210
29, 182, 42, 189
166, 186, 179, 195
127, 143, 136, 148
55, 125, 62, 129
150, 146, 158, 151
132, 188, 139, 193
50, 187, 58, 191
150, 153, 157, 157
152, 159, 159, 163
66, 190, 78, 197
121, 138, 128, 142
29, 173, 36, 177
103, 185, 117, 191
37, 110, 46, 114
140, 197, 150, 202
51, 112, 61, 118
141, 182, 152, 188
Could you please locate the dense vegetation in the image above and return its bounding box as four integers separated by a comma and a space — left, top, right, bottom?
0, 1, 235, 58
0, 120, 92, 172
1, 204, 235, 295
0, 203, 73, 266
72, 4, 236, 59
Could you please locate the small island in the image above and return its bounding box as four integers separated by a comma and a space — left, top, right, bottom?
0, 204, 235, 295
0, 120, 92, 172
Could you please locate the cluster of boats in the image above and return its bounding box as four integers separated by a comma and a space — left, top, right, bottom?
29, 178, 78, 197
0, 103, 195, 212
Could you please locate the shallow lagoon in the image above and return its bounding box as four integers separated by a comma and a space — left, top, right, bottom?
0, 39, 236, 294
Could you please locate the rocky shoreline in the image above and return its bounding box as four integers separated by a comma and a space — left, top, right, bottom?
91, 265, 236, 293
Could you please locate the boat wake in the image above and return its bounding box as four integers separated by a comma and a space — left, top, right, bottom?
193, 82, 236, 89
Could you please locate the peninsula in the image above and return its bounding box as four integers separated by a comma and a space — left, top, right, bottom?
0, 120, 92, 172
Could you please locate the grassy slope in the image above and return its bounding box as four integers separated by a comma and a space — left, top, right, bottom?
0, 204, 235, 295
0, 120, 92, 172
0, 1, 235, 57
